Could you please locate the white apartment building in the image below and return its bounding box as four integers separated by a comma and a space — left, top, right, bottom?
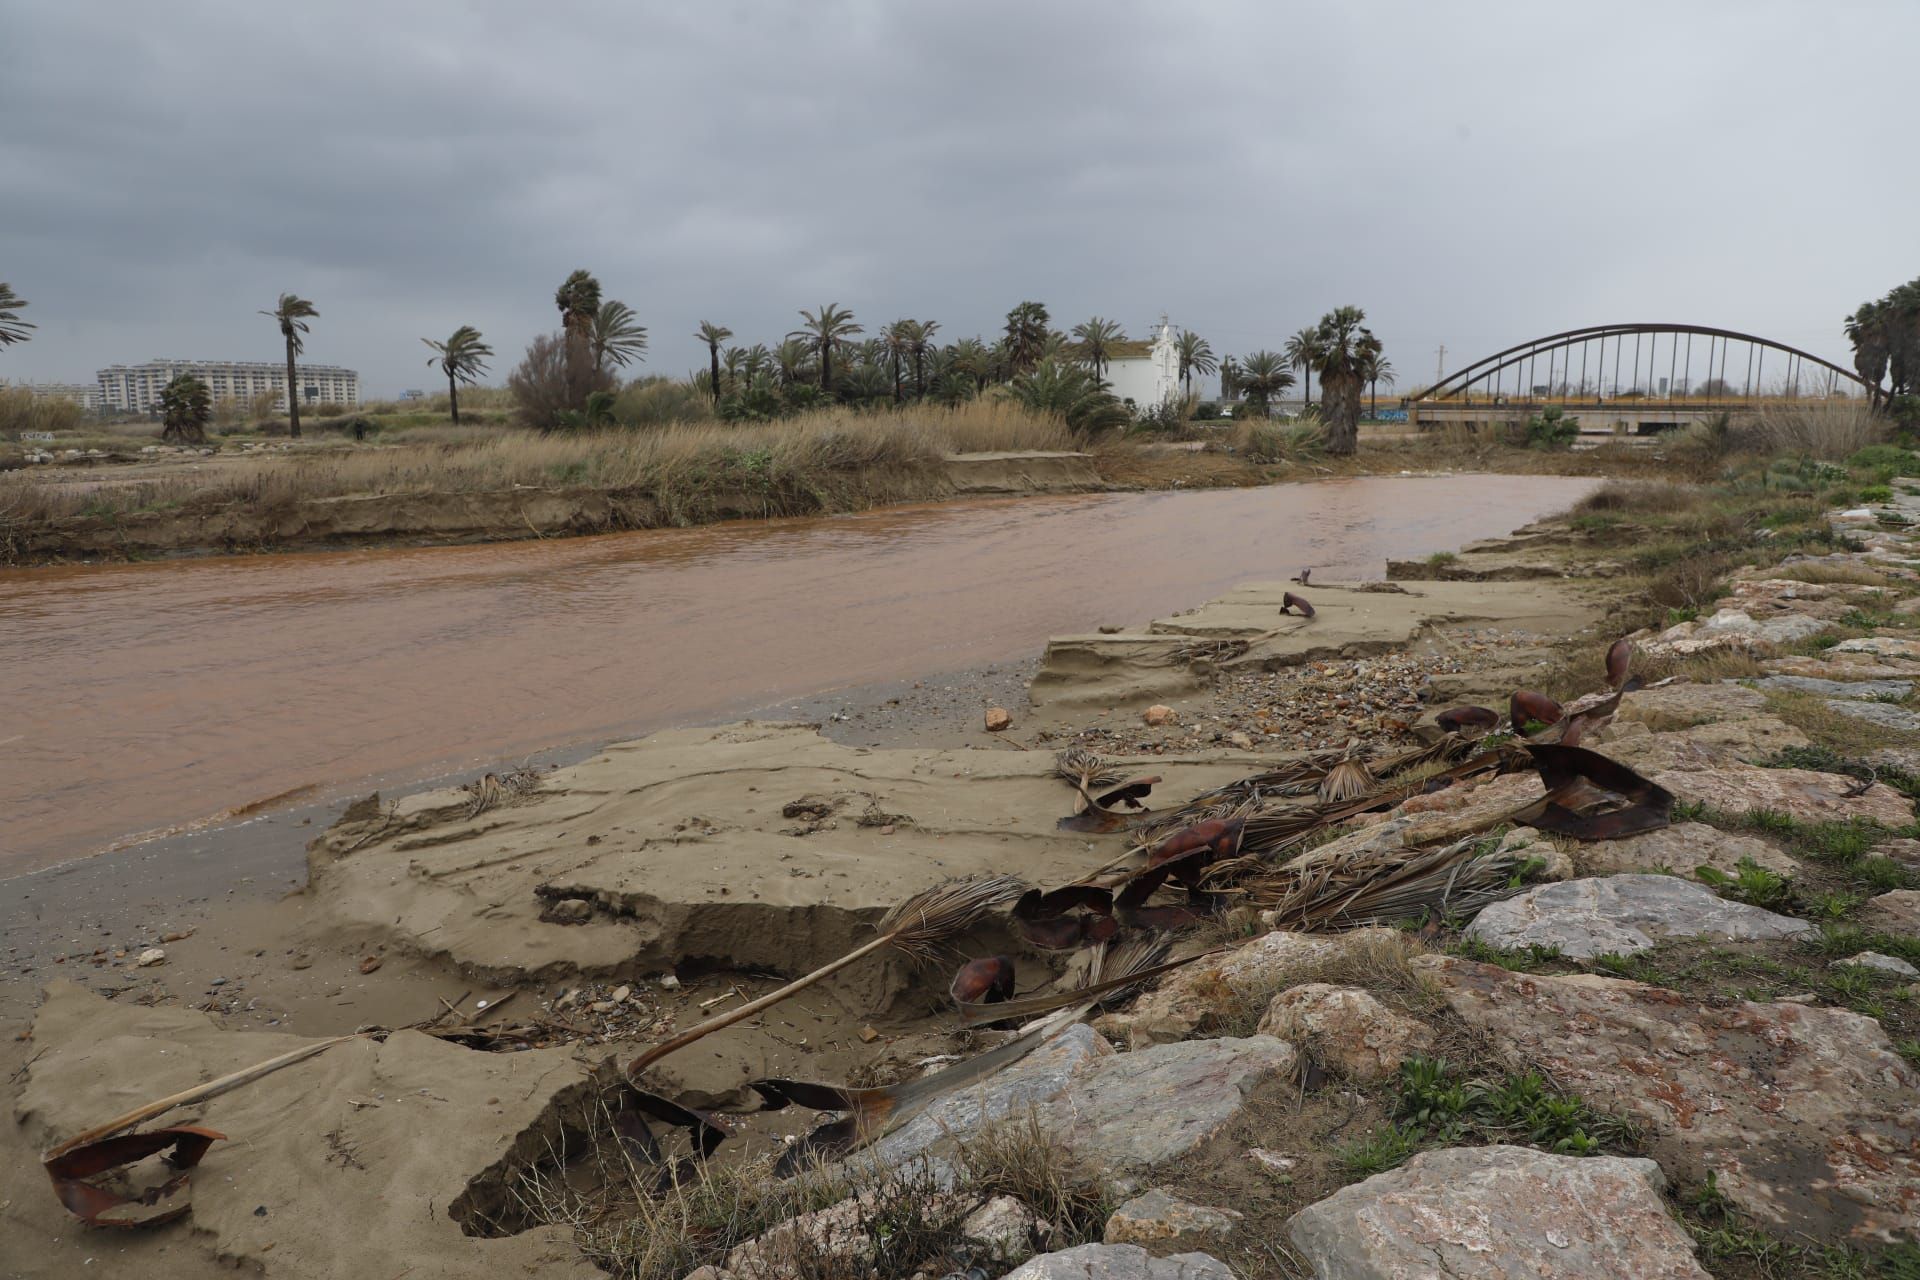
95, 359, 361, 414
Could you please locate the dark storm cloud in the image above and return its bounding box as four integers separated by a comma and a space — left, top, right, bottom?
3, 1, 1914, 393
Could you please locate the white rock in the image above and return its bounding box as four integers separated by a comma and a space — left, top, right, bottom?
1831, 951, 1920, 979
135, 948, 166, 967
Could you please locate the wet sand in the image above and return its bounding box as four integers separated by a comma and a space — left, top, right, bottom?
0, 475, 1596, 876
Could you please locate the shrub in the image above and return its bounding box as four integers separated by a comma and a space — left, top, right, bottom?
1524, 405, 1579, 449
509, 332, 617, 432
613, 377, 713, 428
1861, 484, 1894, 503
1008, 360, 1129, 439
1129, 399, 1187, 435
1235, 417, 1326, 464
1191, 401, 1222, 421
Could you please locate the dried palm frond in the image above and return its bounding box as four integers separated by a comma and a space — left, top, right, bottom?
1054, 747, 1119, 791
1253, 830, 1530, 931
958, 936, 1193, 1027
1317, 746, 1376, 805
625, 875, 1025, 1077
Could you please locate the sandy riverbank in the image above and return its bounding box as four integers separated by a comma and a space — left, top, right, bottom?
9, 468, 1920, 1278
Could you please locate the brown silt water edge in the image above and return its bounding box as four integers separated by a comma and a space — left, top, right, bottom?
0, 474, 1596, 877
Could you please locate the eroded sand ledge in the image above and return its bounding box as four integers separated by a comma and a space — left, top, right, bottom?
1030, 578, 1598, 708
307, 722, 1278, 996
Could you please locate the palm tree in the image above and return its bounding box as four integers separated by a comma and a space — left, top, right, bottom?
695, 321, 732, 405
883, 320, 913, 402
1308, 306, 1380, 455
159, 373, 212, 444
422, 325, 494, 425
0, 282, 34, 347
260, 293, 319, 437
1235, 351, 1296, 416
1071, 317, 1126, 381
553, 270, 602, 338
1009, 360, 1129, 438
909, 320, 940, 397
1219, 356, 1241, 402
948, 337, 991, 390
1359, 351, 1396, 418
1004, 301, 1051, 376
1284, 327, 1323, 409
1175, 330, 1217, 400
722, 345, 747, 393
589, 300, 648, 372
791, 303, 862, 391
741, 344, 771, 389
773, 337, 813, 389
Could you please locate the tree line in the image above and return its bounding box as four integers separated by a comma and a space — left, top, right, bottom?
1848, 279, 1920, 417
1, 272, 1400, 453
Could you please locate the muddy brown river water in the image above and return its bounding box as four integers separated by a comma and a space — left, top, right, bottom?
0, 475, 1597, 876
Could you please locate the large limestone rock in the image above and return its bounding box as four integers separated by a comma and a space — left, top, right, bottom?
1104, 1188, 1242, 1253
867, 1024, 1110, 1166
1287, 1146, 1708, 1279
1862, 889, 1920, 933
1826, 699, 1920, 733
1464, 874, 1813, 958
1003, 1244, 1236, 1279
1095, 926, 1403, 1047
1764, 654, 1920, 681
1414, 956, 1920, 1242
1836, 636, 1920, 660
1650, 764, 1914, 826
1573, 822, 1801, 882
1601, 717, 1810, 771
11, 984, 599, 1280
1618, 681, 1771, 730
1753, 674, 1915, 700
869, 1030, 1295, 1177
1032, 1036, 1296, 1174
1256, 984, 1435, 1083
1644, 611, 1828, 657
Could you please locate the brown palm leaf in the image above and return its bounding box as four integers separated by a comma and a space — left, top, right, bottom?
626, 875, 1025, 1077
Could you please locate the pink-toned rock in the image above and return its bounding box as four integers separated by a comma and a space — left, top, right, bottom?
1861, 889, 1920, 933
984, 707, 1014, 732
1650, 764, 1914, 827
1289, 1146, 1708, 1279
1415, 955, 1920, 1242
1257, 984, 1435, 1083
1095, 927, 1403, 1047
1144, 704, 1178, 726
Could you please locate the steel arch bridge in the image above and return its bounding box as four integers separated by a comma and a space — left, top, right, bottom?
1410, 324, 1869, 436
1428, 322, 1858, 402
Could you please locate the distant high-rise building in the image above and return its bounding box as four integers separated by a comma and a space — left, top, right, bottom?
95, 359, 360, 414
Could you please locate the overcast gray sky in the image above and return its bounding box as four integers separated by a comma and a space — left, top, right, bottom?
3, 1, 1913, 396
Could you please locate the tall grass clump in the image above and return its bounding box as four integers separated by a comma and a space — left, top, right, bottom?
1749, 400, 1885, 460
1233, 414, 1327, 464
0, 401, 1078, 532
0, 387, 85, 436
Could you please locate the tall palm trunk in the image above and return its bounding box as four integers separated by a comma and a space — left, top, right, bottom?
447, 370, 461, 425
1302, 368, 1312, 409
892, 349, 903, 403
1370, 378, 1377, 417
820, 342, 832, 391
914, 351, 927, 398
284, 338, 302, 438
1324, 372, 1362, 456
708, 343, 722, 404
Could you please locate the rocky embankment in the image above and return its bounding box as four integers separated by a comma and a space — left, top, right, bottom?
12, 487, 1920, 1279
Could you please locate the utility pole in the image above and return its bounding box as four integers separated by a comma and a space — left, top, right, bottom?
1434, 344, 1447, 386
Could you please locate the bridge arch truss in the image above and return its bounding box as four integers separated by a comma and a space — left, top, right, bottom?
1423, 324, 1867, 405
